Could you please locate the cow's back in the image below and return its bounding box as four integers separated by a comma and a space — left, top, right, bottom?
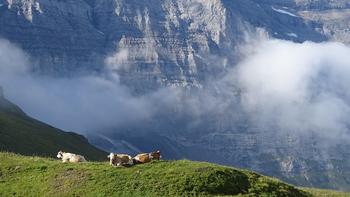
134, 153, 151, 163
117, 154, 132, 163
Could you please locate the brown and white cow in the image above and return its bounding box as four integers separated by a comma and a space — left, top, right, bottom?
108, 153, 134, 167
133, 150, 161, 164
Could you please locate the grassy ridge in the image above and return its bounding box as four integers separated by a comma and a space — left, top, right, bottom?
0, 152, 311, 197
301, 188, 350, 197
0, 97, 106, 161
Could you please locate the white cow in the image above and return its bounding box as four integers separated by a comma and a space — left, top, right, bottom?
57, 151, 87, 163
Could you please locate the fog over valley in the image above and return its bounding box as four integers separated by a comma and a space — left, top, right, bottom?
2, 35, 350, 148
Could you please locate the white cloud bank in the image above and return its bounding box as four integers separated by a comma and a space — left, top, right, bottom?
234, 39, 350, 142
1, 37, 350, 144
0, 39, 155, 132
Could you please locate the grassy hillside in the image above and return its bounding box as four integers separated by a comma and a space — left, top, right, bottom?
301, 188, 350, 197
0, 152, 313, 197
0, 96, 106, 161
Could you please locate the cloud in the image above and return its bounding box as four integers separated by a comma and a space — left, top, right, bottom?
105, 49, 130, 71
0, 39, 155, 132
2, 36, 350, 147
233, 39, 350, 142
0, 39, 29, 75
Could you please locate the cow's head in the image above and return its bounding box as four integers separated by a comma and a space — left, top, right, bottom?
107, 153, 115, 159
150, 150, 161, 160
57, 151, 64, 158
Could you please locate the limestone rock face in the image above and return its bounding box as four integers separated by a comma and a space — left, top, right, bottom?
257, 0, 350, 44
0, 0, 329, 90
0, 0, 105, 74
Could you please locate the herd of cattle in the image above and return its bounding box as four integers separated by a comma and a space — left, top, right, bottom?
56, 150, 162, 167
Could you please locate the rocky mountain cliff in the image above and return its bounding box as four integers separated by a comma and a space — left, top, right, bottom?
1, 0, 350, 191
1, 0, 348, 90
0, 0, 331, 89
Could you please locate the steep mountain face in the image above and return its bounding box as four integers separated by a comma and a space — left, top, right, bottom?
1, 0, 350, 191
0, 0, 347, 90
0, 0, 328, 90
258, 0, 350, 44
0, 90, 107, 160
0, 0, 105, 74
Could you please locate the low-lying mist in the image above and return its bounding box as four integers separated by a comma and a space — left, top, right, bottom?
1, 36, 350, 146
0, 39, 156, 132
235, 39, 350, 143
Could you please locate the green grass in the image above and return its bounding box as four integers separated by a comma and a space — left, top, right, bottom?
0, 97, 106, 161
0, 152, 312, 197
300, 188, 350, 197
301, 188, 350, 197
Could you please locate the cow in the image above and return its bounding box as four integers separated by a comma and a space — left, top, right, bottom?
150, 150, 161, 160
133, 150, 161, 164
108, 153, 134, 167
57, 151, 87, 163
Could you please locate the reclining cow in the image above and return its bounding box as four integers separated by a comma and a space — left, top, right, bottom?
133, 150, 161, 164
108, 153, 134, 167
57, 151, 87, 163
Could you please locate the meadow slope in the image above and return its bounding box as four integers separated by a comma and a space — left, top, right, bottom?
0, 152, 330, 197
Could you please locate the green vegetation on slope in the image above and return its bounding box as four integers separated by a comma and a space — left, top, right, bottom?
0, 152, 311, 197
301, 188, 350, 197
0, 97, 106, 161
